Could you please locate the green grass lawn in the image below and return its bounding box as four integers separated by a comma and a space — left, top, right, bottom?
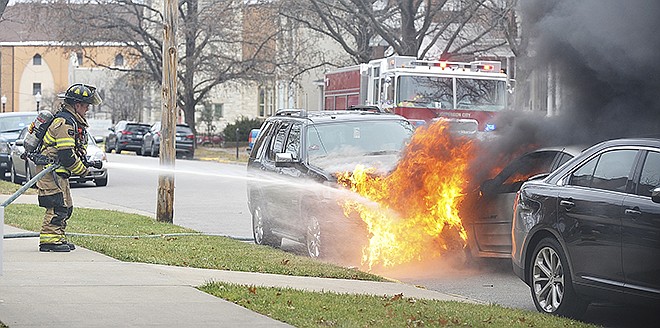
1, 180, 596, 327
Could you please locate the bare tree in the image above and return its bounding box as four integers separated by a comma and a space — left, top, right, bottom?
282, 0, 515, 62
0, 0, 9, 19
38, 0, 298, 133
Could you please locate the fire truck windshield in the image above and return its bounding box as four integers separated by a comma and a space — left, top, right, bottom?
396, 75, 507, 111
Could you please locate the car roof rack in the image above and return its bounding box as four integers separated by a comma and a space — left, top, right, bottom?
347, 105, 388, 113
275, 109, 307, 117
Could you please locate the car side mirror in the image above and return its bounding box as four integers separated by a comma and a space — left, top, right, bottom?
94, 136, 103, 143
652, 187, 660, 204
275, 152, 297, 167
15, 139, 24, 146
108, 127, 114, 132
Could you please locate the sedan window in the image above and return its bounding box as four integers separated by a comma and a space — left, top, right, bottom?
637, 151, 660, 197
571, 149, 637, 192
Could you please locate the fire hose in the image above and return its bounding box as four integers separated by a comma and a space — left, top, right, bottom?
1, 164, 59, 207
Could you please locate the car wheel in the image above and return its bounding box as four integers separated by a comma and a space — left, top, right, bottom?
94, 177, 108, 187
10, 161, 21, 184
529, 238, 589, 318
104, 139, 113, 153
305, 214, 322, 259
140, 143, 148, 156
136, 147, 142, 156
115, 141, 122, 154
252, 204, 281, 247
150, 143, 157, 157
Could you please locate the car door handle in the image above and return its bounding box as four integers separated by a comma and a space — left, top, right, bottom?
625, 208, 642, 216
560, 200, 575, 208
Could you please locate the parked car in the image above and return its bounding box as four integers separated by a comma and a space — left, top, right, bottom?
10, 127, 108, 187
512, 138, 660, 318
196, 134, 225, 147
0, 112, 38, 179
247, 109, 415, 258
247, 128, 259, 151
462, 145, 584, 259
104, 121, 151, 155
140, 122, 195, 159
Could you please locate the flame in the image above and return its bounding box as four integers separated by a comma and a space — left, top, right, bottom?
337, 121, 477, 269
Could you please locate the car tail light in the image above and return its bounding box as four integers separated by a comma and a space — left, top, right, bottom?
185, 134, 194, 140
121, 130, 133, 135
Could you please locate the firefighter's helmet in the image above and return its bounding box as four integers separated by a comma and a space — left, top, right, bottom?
63, 83, 102, 106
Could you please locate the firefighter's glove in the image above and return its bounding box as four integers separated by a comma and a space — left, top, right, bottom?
87, 160, 103, 170
55, 167, 71, 179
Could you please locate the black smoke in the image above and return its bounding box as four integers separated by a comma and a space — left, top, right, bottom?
471, 0, 660, 182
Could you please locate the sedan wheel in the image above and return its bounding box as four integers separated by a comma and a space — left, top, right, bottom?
530, 238, 588, 318
305, 215, 322, 258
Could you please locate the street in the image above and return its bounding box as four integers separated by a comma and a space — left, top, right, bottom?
71, 153, 658, 327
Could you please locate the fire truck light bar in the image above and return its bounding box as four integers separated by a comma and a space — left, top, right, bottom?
409, 60, 502, 73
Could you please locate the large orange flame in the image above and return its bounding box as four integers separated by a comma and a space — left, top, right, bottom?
337, 120, 477, 269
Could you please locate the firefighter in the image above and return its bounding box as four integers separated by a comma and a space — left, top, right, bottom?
37, 83, 102, 252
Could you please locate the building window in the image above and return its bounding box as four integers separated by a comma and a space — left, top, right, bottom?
33, 54, 42, 65
213, 103, 224, 118
258, 86, 275, 117
114, 54, 124, 66
76, 52, 84, 66
33, 83, 42, 96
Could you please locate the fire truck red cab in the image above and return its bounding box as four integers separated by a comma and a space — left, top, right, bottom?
323, 55, 510, 135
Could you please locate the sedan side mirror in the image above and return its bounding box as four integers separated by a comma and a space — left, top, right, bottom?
652, 187, 660, 204
15, 139, 24, 146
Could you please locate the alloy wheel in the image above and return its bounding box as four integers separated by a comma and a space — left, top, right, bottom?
532, 246, 565, 313
252, 206, 265, 245
306, 216, 321, 258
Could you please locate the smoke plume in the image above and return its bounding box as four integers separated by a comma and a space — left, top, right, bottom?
473, 0, 660, 180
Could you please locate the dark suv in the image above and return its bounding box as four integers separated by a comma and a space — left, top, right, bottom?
512, 138, 660, 318
140, 122, 195, 159
247, 109, 414, 258
104, 121, 151, 154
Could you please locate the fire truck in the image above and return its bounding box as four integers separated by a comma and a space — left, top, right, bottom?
323, 55, 510, 134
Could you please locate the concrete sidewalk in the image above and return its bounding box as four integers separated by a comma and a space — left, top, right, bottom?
2, 225, 475, 327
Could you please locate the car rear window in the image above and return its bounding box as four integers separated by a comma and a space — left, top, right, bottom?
176, 126, 193, 134
127, 125, 150, 133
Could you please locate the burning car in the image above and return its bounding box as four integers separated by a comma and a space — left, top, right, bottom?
246, 109, 414, 259
461, 145, 584, 259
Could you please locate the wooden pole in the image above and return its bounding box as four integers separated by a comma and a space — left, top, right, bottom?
157, 0, 178, 223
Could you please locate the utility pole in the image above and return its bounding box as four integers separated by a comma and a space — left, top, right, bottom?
157, 0, 177, 223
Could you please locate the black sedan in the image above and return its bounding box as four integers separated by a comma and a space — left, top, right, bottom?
512, 138, 660, 318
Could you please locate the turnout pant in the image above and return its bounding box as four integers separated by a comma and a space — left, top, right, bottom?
37, 165, 73, 245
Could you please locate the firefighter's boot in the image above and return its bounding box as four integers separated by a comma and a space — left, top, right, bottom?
39, 243, 71, 252
63, 241, 76, 250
